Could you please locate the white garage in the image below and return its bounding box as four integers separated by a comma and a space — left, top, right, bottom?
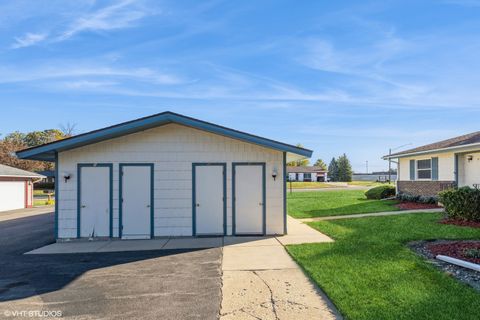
16, 112, 312, 240
0, 164, 44, 212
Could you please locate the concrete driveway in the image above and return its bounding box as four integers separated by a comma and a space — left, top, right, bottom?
0, 209, 222, 320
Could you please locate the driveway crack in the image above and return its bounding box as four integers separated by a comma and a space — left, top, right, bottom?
252, 271, 279, 320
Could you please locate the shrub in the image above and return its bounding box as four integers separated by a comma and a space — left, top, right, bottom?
438, 187, 480, 221
464, 248, 480, 259
365, 185, 396, 200
397, 193, 438, 204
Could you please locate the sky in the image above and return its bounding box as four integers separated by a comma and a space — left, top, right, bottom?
1, 0, 480, 172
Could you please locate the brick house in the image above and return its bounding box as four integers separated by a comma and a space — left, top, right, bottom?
383, 131, 480, 197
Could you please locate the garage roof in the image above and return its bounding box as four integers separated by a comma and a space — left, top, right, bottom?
0, 164, 45, 179
16, 111, 313, 161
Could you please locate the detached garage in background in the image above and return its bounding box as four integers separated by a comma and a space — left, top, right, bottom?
0, 164, 44, 212
16, 112, 312, 240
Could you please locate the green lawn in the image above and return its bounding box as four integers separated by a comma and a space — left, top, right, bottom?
286, 213, 480, 320
286, 182, 338, 189
348, 180, 394, 187
33, 200, 55, 206
288, 189, 399, 218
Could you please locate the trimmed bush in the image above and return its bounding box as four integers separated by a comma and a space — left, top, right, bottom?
397, 193, 438, 204
439, 187, 480, 221
365, 185, 396, 200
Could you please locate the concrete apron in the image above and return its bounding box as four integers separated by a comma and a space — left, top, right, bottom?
220, 220, 340, 320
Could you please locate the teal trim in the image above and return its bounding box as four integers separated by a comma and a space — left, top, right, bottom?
118, 163, 154, 239
192, 163, 227, 236
54, 152, 59, 239
16, 112, 313, 161
77, 163, 113, 238
432, 157, 439, 181
410, 160, 415, 180
283, 152, 287, 235
232, 162, 266, 236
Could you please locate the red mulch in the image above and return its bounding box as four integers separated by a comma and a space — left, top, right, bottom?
396, 202, 440, 210
440, 218, 480, 228
427, 241, 480, 264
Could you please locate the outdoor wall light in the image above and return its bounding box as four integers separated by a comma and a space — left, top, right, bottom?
272, 167, 278, 181
62, 172, 71, 183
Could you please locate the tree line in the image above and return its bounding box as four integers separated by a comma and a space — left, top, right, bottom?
0, 125, 75, 172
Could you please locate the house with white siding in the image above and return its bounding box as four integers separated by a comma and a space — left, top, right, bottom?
287, 166, 328, 182
383, 131, 480, 197
0, 164, 44, 212
16, 112, 312, 240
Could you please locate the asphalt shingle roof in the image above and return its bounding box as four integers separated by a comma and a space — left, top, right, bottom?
389, 131, 480, 157
0, 164, 45, 178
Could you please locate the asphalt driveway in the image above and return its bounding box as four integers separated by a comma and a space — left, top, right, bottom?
0, 210, 222, 320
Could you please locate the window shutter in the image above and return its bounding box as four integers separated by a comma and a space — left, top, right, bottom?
410, 160, 415, 180
432, 157, 439, 181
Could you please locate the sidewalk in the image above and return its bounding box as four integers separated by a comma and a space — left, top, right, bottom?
300, 208, 444, 222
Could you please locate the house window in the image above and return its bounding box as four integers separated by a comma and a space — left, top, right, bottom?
304, 173, 312, 181
417, 159, 432, 179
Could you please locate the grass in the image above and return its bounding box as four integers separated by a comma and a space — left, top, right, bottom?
33, 190, 54, 196
286, 213, 480, 320
348, 181, 394, 187
287, 189, 399, 218
33, 200, 54, 206
286, 182, 338, 189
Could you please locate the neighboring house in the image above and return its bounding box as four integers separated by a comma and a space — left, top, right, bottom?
36, 170, 55, 184
352, 173, 397, 182
383, 131, 480, 197
287, 166, 328, 182
0, 164, 45, 212
16, 111, 312, 240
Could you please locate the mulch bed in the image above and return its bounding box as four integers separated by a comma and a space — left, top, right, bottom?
410, 240, 480, 292
426, 241, 480, 264
396, 202, 440, 210
439, 218, 480, 228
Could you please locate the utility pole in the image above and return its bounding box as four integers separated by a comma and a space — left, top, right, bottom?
366, 161, 369, 174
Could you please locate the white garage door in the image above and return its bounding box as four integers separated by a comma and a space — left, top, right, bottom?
0, 181, 25, 212
233, 164, 265, 235
121, 164, 153, 239
194, 164, 225, 236
79, 166, 111, 238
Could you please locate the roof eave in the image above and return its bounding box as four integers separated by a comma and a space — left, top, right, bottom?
382, 142, 480, 160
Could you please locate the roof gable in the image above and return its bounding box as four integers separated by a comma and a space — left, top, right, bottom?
16, 111, 312, 161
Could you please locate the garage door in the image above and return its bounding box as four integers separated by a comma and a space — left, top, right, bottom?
0, 181, 25, 212
193, 163, 226, 236
233, 163, 265, 235
78, 164, 112, 238
120, 164, 153, 239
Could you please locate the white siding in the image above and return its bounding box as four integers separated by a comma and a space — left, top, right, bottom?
398, 152, 455, 181
458, 152, 480, 187
57, 123, 284, 238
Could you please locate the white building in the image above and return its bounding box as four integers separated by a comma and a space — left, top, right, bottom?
0, 164, 44, 212
383, 131, 480, 196
287, 166, 327, 182
17, 112, 312, 240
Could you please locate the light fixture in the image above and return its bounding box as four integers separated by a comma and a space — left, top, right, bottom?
272, 167, 278, 181
62, 172, 71, 183
467, 155, 473, 162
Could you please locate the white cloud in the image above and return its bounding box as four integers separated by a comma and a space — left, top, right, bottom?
11, 32, 47, 49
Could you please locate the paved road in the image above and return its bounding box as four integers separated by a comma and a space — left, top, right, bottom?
0, 209, 222, 320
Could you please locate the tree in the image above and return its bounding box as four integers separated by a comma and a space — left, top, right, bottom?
60, 122, 77, 137
286, 143, 310, 166
313, 158, 327, 170
337, 153, 353, 182
328, 157, 338, 182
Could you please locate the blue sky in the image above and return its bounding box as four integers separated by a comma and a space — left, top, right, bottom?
1, 0, 480, 172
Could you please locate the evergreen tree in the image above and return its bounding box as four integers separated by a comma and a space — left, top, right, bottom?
314, 158, 327, 170
337, 153, 353, 182
328, 157, 338, 182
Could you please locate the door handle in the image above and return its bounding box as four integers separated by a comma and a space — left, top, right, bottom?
196, 203, 200, 207
259, 202, 263, 206
81, 205, 86, 208
147, 205, 151, 208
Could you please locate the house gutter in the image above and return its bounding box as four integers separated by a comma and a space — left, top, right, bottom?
382, 142, 480, 160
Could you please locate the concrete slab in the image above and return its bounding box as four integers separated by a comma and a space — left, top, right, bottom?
26, 241, 110, 254
221, 269, 338, 320
222, 246, 298, 271
223, 236, 280, 247
96, 239, 169, 252
162, 237, 223, 250
276, 216, 334, 245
